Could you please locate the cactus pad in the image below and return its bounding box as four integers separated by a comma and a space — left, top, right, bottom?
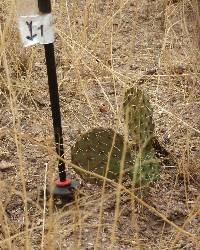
123, 86, 155, 151
125, 151, 160, 185
71, 128, 133, 183
123, 86, 160, 183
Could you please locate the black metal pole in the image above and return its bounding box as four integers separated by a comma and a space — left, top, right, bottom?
36, 0, 80, 200
38, 0, 66, 182
38, 0, 51, 14
44, 43, 66, 182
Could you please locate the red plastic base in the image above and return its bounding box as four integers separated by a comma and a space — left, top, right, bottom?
55, 179, 72, 187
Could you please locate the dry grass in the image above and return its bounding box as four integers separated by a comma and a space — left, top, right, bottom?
0, 0, 200, 249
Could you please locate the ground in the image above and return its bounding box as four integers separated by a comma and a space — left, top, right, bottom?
0, 0, 200, 249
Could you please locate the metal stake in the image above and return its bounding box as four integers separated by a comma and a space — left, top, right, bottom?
38, 0, 79, 199
44, 43, 66, 182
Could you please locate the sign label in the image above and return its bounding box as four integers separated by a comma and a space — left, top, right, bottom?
18, 14, 54, 47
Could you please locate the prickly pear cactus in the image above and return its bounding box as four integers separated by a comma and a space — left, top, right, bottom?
123, 86, 160, 184
71, 128, 133, 183
71, 88, 160, 185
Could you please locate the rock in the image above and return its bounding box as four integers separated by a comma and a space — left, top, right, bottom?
0, 161, 14, 171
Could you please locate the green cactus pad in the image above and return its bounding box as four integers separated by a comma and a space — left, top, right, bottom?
123, 86, 160, 183
71, 128, 133, 183
124, 87, 154, 149
125, 151, 160, 186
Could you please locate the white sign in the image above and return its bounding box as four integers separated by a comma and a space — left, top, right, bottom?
18, 14, 54, 47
